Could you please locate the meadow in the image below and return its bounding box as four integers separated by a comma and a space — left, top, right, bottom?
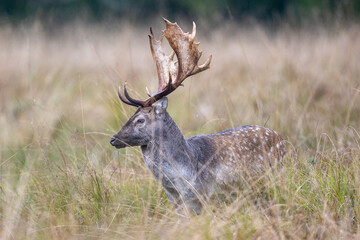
1, 20, 360, 239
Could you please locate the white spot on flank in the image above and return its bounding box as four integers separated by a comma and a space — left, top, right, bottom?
276, 143, 280, 148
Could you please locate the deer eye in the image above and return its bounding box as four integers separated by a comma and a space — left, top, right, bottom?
136, 118, 145, 124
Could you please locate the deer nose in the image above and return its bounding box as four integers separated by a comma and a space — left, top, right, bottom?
110, 136, 117, 146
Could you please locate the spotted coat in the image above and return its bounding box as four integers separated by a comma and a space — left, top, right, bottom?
196, 125, 286, 185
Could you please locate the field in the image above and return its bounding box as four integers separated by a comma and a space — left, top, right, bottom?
1, 20, 360, 239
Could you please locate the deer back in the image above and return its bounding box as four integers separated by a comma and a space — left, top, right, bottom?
187, 125, 286, 186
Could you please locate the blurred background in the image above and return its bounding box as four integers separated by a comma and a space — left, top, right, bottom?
1, 1, 360, 240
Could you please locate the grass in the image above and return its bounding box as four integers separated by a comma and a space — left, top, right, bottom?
1, 20, 360, 239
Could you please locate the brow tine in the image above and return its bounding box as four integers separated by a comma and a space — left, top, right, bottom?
118, 85, 140, 107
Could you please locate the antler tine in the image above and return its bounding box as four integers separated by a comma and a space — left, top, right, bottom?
118, 85, 140, 107
190, 21, 196, 42
144, 75, 173, 106
123, 83, 146, 107
146, 87, 152, 97
190, 54, 212, 76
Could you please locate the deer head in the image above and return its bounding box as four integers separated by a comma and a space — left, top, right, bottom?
110, 18, 211, 148
110, 98, 169, 148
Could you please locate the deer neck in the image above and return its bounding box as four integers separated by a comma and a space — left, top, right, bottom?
140, 112, 193, 179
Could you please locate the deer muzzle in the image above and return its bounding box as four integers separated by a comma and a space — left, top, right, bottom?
110, 136, 127, 149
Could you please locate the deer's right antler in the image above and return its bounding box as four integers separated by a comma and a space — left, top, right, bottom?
119, 18, 212, 107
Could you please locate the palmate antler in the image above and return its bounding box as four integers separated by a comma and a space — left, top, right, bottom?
118, 18, 212, 107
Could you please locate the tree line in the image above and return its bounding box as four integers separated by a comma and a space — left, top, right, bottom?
0, 0, 358, 23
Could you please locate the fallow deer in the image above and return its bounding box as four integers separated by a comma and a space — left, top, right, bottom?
110, 18, 286, 215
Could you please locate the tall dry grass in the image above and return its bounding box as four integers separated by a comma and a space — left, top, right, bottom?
0, 20, 360, 239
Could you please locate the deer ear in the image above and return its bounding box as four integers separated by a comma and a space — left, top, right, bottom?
154, 97, 168, 117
